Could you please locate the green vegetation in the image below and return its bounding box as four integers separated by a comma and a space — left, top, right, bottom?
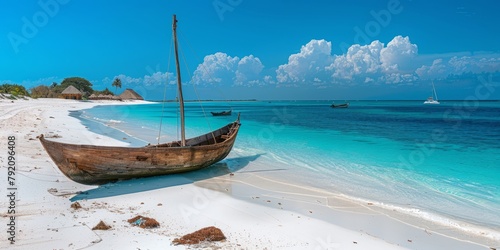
93, 87, 114, 96
5, 77, 123, 99
59, 77, 93, 98
29, 77, 93, 99
0, 83, 30, 97
30, 84, 60, 98
112, 78, 122, 95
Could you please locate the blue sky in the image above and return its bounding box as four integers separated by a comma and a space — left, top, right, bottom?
1, 0, 499, 100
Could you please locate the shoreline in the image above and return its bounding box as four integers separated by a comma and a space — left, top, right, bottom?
0, 98, 497, 249
79, 101, 500, 245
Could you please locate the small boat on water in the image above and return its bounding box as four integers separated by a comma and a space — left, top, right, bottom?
211, 110, 232, 116
39, 15, 241, 185
424, 81, 440, 104
330, 102, 349, 108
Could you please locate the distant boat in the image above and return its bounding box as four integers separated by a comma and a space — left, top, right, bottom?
424, 81, 440, 104
330, 102, 349, 108
211, 110, 232, 116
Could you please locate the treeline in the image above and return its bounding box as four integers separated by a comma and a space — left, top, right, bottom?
30, 84, 60, 98
31, 77, 94, 98
1, 76, 121, 99
93, 88, 114, 96
0, 84, 30, 96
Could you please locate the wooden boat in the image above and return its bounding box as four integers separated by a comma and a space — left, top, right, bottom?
38, 120, 240, 185
211, 110, 232, 116
330, 103, 349, 108
39, 15, 241, 185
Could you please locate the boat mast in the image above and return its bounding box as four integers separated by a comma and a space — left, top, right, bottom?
432, 81, 438, 101
172, 14, 186, 146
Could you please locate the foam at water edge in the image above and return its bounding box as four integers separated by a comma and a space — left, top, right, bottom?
338, 193, 500, 242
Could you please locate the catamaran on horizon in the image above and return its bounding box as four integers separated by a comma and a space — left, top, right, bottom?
424, 81, 440, 104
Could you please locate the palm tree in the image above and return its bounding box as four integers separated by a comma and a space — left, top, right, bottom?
112, 78, 122, 95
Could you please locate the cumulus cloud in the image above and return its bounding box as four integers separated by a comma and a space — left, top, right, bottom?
380, 73, 418, 84
103, 72, 176, 87
415, 59, 448, 79
191, 52, 264, 86
235, 55, 264, 85
274, 36, 420, 85
449, 56, 500, 73
276, 39, 334, 84
191, 52, 238, 85
416, 55, 500, 80
380, 36, 418, 72
327, 36, 418, 84
1, 77, 63, 89
263, 75, 276, 85
327, 40, 384, 80
143, 72, 176, 86
99, 36, 499, 92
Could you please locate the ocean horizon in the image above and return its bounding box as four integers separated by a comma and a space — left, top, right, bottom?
76, 100, 500, 239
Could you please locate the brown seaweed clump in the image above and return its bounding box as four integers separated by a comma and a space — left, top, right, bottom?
92, 220, 111, 230
70, 202, 82, 210
127, 215, 160, 229
172, 226, 226, 245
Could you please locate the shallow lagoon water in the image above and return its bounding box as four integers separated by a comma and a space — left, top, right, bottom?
79, 100, 500, 237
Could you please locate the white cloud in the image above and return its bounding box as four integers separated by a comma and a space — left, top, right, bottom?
328, 40, 384, 80
276, 39, 334, 84
416, 55, 500, 79
380, 35, 418, 72
327, 36, 418, 84
191, 52, 239, 85
283, 35, 495, 86
114, 74, 141, 85
143, 72, 176, 86
97, 36, 500, 93
415, 59, 448, 79
103, 72, 176, 87
449, 56, 500, 73
191, 52, 264, 86
380, 73, 418, 84
235, 55, 264, 85
1, 77, 63, 89
274, 36, 420, 85
263, 75, 276, 85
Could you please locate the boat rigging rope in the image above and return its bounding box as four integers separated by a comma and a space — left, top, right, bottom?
178, 30, 217, 143
178, 31, 233, 111
157, 34, 175, 146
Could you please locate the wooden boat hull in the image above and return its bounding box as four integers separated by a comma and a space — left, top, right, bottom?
330, 103, 349, 108
211, 110, 231, 116
39, 120, 240, 185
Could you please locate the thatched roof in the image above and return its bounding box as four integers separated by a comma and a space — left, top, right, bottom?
119, 89, 143, 100
61, 85, 82, 95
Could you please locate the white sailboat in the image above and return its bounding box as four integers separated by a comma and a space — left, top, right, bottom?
424, 81, 440, 104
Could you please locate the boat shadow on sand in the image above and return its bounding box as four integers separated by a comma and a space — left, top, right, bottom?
70, 154, 264, 201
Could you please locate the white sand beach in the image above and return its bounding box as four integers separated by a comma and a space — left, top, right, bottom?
0, 97, 496, 249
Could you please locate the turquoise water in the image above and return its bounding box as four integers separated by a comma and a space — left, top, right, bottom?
79, 100, 500, 235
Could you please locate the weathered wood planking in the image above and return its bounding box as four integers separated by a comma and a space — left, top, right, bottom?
39, 120, 240, 185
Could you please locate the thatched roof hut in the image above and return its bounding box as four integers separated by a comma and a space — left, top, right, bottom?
119, 89, 144, 100
61, 85, 83, 100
